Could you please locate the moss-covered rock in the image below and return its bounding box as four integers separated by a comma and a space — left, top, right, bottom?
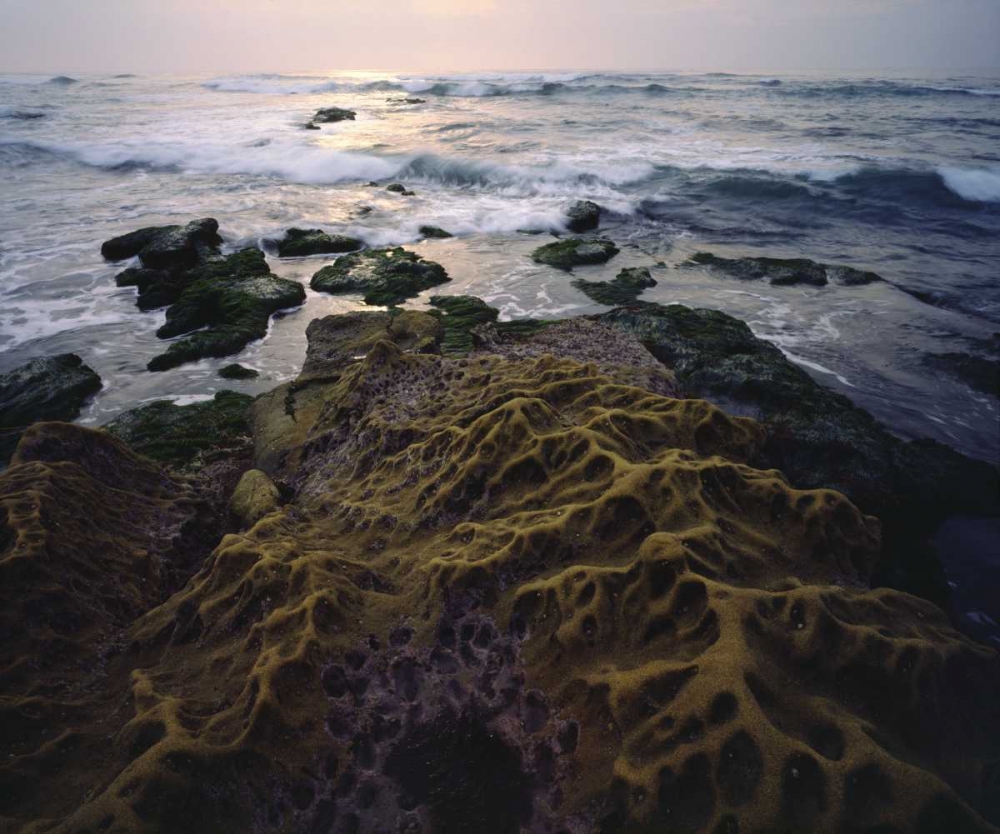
105, 390, 254, 472
428, 295, 500, 354
276, 228, 364, 258
218, 363, 260, 380
311, 247, 449, 306
229, 468, 281, 528
148, 249, 305, 371
565, 199, 602, 233
572, 266, 656, 305
688, 252, 882, 287
312, 106, 356, 123
0, 354, 102, 464
101, 218, 222, 270
531, 237, 620, 270
599, 302, 1000, 604
419, 225, 453, 239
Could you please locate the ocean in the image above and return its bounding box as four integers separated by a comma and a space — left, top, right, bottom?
1, 69, 998, 462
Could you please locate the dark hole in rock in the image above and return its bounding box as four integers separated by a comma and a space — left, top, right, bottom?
384, 711, 533, 834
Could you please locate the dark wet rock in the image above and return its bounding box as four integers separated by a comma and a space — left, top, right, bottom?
565, 200, 602, 233
599, 302, 1000, 604
389, 97, 427, 105
147, 248, 305, 371
303, 122, 321, 130
276, 228, 365, 258
572, 266, 656, 305
313, 107, 357, 124
531, 238, 620, 271
688, 253, 881, 288
106, 390, 254, 472
0, 354, 102, 465
311, 247, 449, 306
924, 352, 1000, 398
115, 266, 189, 311
218, 363, 260, 381
101, 218, 222, 270
419, 225, 453, 239
386, 183, 416, 196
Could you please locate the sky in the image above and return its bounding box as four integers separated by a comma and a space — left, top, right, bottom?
0, 0, 997, 74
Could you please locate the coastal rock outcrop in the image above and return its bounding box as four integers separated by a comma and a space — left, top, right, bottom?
147, 248, 305, 371
573, 265, 657, 305
218, 363, 260, 380
565, 199, 602, 233
311, 247, 449, 306
312, 106, 356, 124
101, 218, 223, 270
687, 252, 882, 287
0, 353, 101, 464
531, 237, 620, 270
419, 225, 453, 239
2, 316, 997, 833
276, 228, 365, 258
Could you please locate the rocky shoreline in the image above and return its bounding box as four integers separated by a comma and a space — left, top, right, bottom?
0, 217, 999, 833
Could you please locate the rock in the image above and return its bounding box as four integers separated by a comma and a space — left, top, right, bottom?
386, 183, 415, 196
531, 237, 620, 270
0, 354, 101, 464
2, 323, 999, 834
276, 228, 364, 258
924, 352, 1000, 398
229, 469, 281, 528
105, 390, 254, 472
147, 249, 306, 371
599, 302, 1000, 604
101, 218, 222, 270
688, 252, 882, 287
218, 363, 260, 380
565, 199, 602, 233
428, 295, 500, 354
311, 247, 449, 306
303, 122, 320, 130
312, 106, 356, 124
419, 225, 453, 239
389, 97, 426, 104
572, 266, 656, 305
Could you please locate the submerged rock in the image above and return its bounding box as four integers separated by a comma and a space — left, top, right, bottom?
386, 182, 415, 196
106, 390, 254, 472
276, 227, 364, 258
531, 237, 620, 270
312, 106, 356, 123
0, 353, 101, 464
311, 247, 449, 306
924, 351, 1000, 398
147, 248, 305, 371
101, 217, 222, 270
419, 225, 453, 239
688, 252, 882, 287
572, 265, 656, 305
218, 363, 260, 380
565, 199, 602, 233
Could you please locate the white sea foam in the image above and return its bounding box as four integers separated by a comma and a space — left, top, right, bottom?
938, 166, 1000, 203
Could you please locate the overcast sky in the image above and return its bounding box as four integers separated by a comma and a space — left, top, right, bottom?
1, 0, 997, 74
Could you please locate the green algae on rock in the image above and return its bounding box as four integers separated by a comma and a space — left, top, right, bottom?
276, 228, 364, 258
148, 249, 305, 371
0, 353, 101, 464
229, 468, 281, 528
218, 363, 260, 380
106, 390, 254, 471
1, 312, 999, 834
428, 295, 500, 354
688, 252, 882, 287
531, 237, 620, 270
311, 247, 449, 306
101, 218, 222, 270
572, 265, 657, 305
